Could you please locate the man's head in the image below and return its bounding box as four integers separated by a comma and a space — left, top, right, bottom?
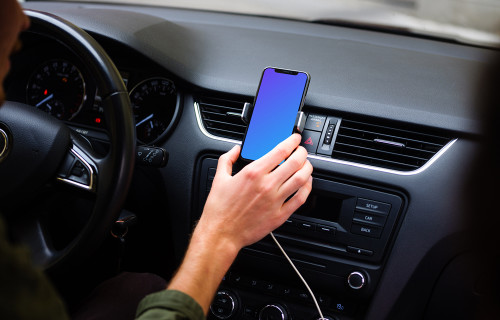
0, 0, 30, 104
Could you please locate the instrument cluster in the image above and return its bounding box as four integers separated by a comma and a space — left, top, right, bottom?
6, 33, 181, 146
23, 57, 180, 145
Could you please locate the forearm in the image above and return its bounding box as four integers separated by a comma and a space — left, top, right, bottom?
166, 137, 312, 315
166, 226, 239, 315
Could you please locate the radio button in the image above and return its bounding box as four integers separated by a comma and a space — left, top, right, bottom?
353, 212, 387, 227
299, 222, 316, 230
347, 272, 366, 290
356, 198, 391, 216
317, 225, 336, 236
347, 246, 373, 256
351, 223, 383, 238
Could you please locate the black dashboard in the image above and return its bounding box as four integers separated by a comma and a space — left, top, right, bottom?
6, 1, 499, 319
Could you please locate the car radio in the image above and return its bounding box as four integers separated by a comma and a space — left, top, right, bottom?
196, 157, 405, 319
197, 157, 403, 263
270, 176, 403, 264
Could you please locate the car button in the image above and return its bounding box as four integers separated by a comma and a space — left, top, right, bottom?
304, 114, 326, 132
353, 212, 387, 227
347, 246, 373, 256
356, 198, 391, 215
299, 222, 315, 230
317, 225, 336, 236
351, 223, 383, 238
300, 130, 321, 154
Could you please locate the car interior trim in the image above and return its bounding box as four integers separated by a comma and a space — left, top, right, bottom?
194, 100, 458, 176
194, 101, 243, 145
56, 144, 95, 191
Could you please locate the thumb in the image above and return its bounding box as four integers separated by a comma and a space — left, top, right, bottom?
216, 145, 240, 177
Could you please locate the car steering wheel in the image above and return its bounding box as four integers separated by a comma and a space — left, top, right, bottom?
0, 11, 135, 269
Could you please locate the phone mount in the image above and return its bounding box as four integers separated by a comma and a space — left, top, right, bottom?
241, 102, 306, 134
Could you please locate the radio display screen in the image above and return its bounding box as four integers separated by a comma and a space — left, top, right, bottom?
294, 189, 342, 223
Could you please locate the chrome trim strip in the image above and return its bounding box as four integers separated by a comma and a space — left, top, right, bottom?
194, 101, 242, 145
194, 101, 457, 176
373, 138, 406, 148
307, 138, 457, 176
0, 128, 9, 160
56, 145, 96, 191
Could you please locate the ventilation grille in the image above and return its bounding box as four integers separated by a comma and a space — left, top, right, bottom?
197, 96, 248, 141
332, 119, 451, 171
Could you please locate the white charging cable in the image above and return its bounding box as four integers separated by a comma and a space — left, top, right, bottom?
270, 231, 327, 320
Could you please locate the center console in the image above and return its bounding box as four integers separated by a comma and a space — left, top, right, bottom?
196, 157, 405, 319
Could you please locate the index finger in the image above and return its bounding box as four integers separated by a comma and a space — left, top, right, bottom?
252, 133, 302, 173
215, 145, 241, 178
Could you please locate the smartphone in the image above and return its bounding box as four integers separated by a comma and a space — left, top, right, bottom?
240, 67, 310, 162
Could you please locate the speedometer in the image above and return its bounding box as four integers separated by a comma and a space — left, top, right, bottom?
26, 59, 86, 121
129, 77, 178, 144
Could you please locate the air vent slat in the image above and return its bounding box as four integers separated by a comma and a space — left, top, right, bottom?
333, 118, 451, 171
335, 141, 429, 162
204, 120, 246, 129
336, 134, 436, 159
339, 126, 446, 149
197, 96, 248, 141
333, 150, 420, 171
340, 119, 449, 143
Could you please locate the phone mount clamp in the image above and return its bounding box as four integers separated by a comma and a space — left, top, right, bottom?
241, 102, 306, 134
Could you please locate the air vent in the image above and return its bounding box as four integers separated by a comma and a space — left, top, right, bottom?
197, 96, 248, 141
332, 119, 451, 171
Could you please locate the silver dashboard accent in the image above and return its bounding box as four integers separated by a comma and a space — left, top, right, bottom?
56, 145, 96, 191
259, 304, 286, 320
194, 101, 457, 176
194, 101, 242, 145
348, 271, 366, 290
0, 128, 9, 162
308, 138, 457, 176
373, 138, 406, 148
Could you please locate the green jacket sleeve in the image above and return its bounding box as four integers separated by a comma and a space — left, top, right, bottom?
136, 289, 205, 320
0, 217, 69, 320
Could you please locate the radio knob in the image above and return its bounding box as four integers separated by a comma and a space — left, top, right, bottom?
347, 271, 366, 290
259, 303, 288, 320
210, 290, 238, 319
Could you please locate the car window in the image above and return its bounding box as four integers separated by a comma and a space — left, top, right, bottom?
36, 0, 500, 47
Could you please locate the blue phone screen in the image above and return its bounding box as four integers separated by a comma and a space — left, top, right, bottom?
241, 68, 309, 161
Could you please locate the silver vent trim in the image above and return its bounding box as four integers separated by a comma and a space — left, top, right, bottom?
309, 138, 456, 176
194, 101, 456, 176
194, 101, 242, 145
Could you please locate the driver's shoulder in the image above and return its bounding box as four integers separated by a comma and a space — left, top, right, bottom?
0, 214, 69, 320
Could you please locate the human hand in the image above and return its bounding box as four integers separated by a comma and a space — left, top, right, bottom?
167, 134, 312, 313
195, 133, 313, 253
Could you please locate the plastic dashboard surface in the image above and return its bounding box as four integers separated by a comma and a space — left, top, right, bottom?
20, 2, 496, 319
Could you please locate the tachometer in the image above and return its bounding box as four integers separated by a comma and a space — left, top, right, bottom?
129, 77, 178, 144
26, 59, 86, 120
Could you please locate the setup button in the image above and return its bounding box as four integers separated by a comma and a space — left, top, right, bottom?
356, 198, 391, 215
300, 130, 321, 154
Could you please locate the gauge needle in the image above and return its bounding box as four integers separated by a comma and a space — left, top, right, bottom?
136, 113, 154, 127
36, 93, 54, 107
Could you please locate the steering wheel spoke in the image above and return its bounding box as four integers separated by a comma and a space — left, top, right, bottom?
56, 139, 98, 192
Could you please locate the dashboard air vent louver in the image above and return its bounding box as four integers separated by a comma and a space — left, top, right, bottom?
197, 96, 247, 141
332, 119, 451, 171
